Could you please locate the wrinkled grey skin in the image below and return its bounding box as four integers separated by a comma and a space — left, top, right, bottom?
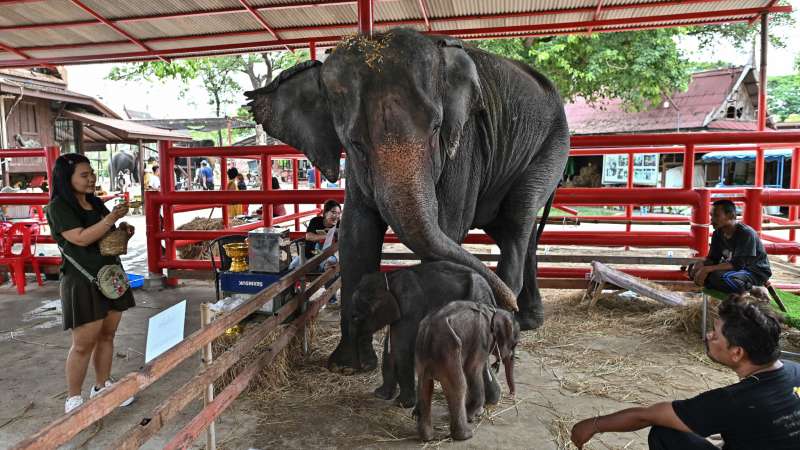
414, 301, 519, 441
246, 29, 569, 373
351, 261, 497, 408
108, 151, 139, 190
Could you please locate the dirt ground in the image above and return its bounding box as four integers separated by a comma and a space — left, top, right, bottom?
1, 244, 798, 449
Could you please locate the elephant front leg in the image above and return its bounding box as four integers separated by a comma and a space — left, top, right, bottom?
327, 198, 387, 374
392, 326, 417, 408
483, 362, 502, 406
374, 336, 398, 400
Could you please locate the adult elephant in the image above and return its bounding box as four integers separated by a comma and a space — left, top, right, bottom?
109, 151, 140, 190
246, 29, 569, 373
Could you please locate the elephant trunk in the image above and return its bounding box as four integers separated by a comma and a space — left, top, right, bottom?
373, 138, 518, 311
503, 355, 515, 397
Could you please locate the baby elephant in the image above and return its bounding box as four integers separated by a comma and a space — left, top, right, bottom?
351, 261, 496, 408
415, 301, 519, 441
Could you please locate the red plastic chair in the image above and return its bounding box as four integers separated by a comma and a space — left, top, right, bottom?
0, 223, 43, 294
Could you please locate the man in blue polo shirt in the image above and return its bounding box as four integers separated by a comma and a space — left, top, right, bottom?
570, 300, 800, 449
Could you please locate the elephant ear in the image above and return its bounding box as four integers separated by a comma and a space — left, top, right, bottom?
436, 37, 485, 160
491, 310, 517, 359
245, 60, 341, 182
368, 289, 402, 332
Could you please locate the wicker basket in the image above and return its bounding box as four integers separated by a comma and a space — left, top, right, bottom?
99, 227, 130, 256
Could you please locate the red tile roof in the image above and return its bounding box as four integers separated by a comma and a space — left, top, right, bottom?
565, 67, 751, 135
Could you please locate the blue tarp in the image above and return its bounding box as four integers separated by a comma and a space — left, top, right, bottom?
701, 149, 793, 162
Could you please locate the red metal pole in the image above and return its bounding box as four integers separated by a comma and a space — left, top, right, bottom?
45, 146, 58, 184
310, 40, 316, 60
790, 147, 800, 262
758, 13, 768, 131
146, 194, 161, 276
266, 156, 274, 226
357, 0, 374, 36
292, 158, 300, 231
683, 144, 695, 189
261, 154, 270, 226
692, 189, 711, 257
625, 153, 634, 245
744, 188, 763, 233
754, 146, 765, 187
221, 156, 229, 228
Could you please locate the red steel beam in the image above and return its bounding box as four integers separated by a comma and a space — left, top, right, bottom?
587, 0, 605, 34
68, 0, 168, 62
237, 0, 292, 52
416, 0, 431, 31
0, 41, 32, 59
358, 0, 374, 36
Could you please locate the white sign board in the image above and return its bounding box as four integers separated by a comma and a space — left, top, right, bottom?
145, 300, 186, 363
602, 154, 659, 186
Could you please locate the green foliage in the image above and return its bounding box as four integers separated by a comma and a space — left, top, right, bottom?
476, 30, 689, 111
686, 60, 734, 73
687, 10, 795, 49
767, 75, 800, 122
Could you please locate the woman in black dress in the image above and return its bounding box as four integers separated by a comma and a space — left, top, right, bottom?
46, 154, 135, 413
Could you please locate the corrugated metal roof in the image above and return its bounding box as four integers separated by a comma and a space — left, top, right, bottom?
0, 0, 787, 68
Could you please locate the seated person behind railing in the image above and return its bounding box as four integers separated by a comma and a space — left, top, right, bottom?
290, 199, 340, 264
688, 200, 771, 300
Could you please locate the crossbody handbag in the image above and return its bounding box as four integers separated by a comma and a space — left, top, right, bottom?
59, 246, 129, 300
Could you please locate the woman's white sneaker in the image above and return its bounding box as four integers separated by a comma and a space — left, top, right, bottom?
90, 380, 134, 407
64, 395, 83, 414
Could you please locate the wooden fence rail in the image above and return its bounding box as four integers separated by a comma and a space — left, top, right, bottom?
12, 244, 339, 450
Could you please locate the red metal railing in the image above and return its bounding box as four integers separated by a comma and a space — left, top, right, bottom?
145, 132, 800, 283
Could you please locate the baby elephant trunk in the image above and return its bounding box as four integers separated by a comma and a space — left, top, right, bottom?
503, 355, 515, 397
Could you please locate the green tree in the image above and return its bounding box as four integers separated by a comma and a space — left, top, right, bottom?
767, 75, 800, 122
687, 9, 795, 50
107, 51, 309, 145
476, 30, 689, 111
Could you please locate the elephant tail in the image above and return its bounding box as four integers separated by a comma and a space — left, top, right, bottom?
536, 188, 557, 242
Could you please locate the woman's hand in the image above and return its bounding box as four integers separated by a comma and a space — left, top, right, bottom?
110, 201, 129, 221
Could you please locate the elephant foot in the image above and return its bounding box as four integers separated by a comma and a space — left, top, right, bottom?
326, 337, 378, 374
417, 422, 434, 442
394, 392, 416, 408
373, 384, 397, 400
467, 407, 484, 423
515, 310, 544, 331
451, 426, 473, 441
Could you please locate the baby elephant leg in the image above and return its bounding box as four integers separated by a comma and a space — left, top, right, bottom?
374, 338, 398, 400
415, 374, 435, 441
465, 364, 486, 422
483, 363, 502, 406
441, 360, 472, 441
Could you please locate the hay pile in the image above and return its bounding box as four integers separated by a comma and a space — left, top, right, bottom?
176, 217, 246, 259
521, 291, 735, 405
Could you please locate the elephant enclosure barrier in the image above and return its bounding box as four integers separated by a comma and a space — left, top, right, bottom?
145, 131, 800, 290
10, 245, 340, 450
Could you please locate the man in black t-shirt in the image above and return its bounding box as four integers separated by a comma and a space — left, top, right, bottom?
571, 300, 800, 449
303, 199, 341, 260
688, 200, 771, 298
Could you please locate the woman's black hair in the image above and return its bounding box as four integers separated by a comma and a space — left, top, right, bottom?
50, 153, 105, 212
323, 199, 341, 214
227, 167, 239, 179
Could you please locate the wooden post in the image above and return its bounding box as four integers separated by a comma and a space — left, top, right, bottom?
200, 304, 217, 450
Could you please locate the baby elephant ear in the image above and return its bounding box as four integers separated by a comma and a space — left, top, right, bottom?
436, 38, 484, 160
370, 289, 402, 330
